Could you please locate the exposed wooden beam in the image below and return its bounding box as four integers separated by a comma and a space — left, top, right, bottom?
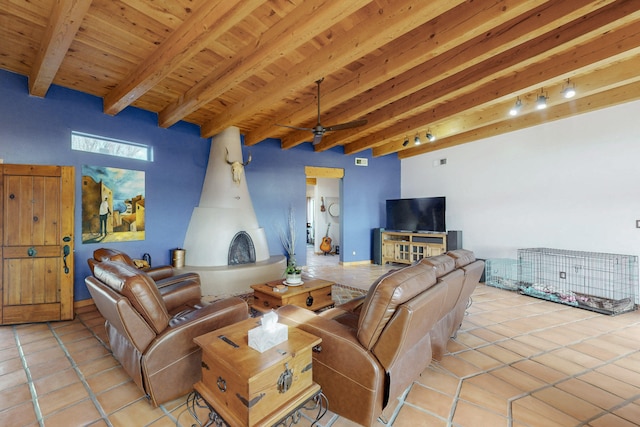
246, 0, 552, 147
398, 79, 640, 158
29, 0, 93, 97
342, 2, 640, 155
103, 0, 261, 116
158, 0, 369, 129
199, 0, 467, 138
314, 0, 619, 152
305, 166, 344, 179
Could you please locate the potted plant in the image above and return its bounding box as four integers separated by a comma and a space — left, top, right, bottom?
278, 206, 303, 285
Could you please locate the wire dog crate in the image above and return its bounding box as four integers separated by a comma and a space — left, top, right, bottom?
485, 259, 520, 290
517, 248, 638, 315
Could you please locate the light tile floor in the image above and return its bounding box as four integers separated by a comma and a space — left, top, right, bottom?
1, 250, 639, 426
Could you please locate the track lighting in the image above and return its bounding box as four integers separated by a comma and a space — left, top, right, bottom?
509, 97, 522, 116
414, 134, 421, 145
402, 137, 409, 147
426, 131, 436, 142
561, 79, 576, 99
536, 89, 547, 110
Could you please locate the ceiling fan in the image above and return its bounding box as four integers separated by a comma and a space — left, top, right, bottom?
277, 78, 367, 145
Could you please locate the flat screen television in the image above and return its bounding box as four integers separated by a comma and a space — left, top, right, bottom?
385, 197, 446, 232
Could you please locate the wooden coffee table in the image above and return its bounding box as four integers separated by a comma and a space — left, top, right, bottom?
250, 277, 335, 313
193, 317, 326, 426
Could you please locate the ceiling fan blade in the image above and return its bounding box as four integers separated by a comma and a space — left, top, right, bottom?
312, 132, 324, 145
280, 78, 369, 145
275, 123, 314, 132
324, 119, 368, 132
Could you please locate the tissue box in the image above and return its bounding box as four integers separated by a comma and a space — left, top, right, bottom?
248, 322, 288, 352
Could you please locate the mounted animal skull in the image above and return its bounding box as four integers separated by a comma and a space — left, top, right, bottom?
225, 148, 252, 184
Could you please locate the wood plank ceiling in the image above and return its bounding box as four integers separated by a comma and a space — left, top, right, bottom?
1, 0, 639, 158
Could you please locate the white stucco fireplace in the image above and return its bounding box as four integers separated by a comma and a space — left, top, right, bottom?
181, 126, 285, 296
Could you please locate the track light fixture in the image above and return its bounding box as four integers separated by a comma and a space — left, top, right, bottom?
509, 97, 523, 116
402, 136, 409, 147
426, 131, 436, 142
561, 78, 576, 99
414, 134, 421, 145
536, 89, 548, 110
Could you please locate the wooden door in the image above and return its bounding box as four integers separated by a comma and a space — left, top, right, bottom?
1, 165, 75, 324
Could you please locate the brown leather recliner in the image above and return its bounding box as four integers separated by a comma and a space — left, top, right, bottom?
277, 261, 444, 426
85, 260, 248, 406
277, 249, 484, 426
88, 247, 197, 289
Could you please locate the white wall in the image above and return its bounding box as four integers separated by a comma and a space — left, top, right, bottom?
314, 178, 340, 252
402, 99, 640, 260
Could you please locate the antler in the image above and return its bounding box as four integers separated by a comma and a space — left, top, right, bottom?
225, 147, 251, 165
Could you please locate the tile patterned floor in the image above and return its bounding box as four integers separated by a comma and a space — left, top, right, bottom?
1, 252, 639, 426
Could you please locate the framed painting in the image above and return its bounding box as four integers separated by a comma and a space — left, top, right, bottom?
81, 165, 145, 243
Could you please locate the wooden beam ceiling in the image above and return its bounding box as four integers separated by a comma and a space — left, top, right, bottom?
1, 0, 639, 159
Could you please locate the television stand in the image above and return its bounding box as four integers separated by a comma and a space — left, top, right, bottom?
381, 231, 448, 265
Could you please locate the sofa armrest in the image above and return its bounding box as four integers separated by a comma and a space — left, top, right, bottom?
277, 304, 386, 426
145, 265, 174, 281
155, 271, 200, 289
159, 277, 202, 313
320, 295, 365, 321
145, 297, 248, 370
277, 305, 383, 389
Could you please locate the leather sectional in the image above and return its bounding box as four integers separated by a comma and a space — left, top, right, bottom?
276, 249, 484, 426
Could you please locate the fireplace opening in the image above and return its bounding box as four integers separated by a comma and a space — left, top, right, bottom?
228, 231, 256, 265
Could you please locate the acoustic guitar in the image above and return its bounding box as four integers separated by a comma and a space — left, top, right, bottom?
320, 223, 332, 255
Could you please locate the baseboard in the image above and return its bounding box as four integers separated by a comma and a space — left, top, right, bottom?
74, 298, 95, 309
340, 260, 374, 266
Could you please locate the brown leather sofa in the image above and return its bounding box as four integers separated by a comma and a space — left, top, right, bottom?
88, 247, 198, 289
85, 260, 249, 406
276, 249, 484, 426
419, 250, 484, 359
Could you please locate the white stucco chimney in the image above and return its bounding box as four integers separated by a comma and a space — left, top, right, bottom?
182, 126, 285, 295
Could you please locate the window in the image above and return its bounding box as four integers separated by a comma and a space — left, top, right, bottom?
71, 132, 153, 161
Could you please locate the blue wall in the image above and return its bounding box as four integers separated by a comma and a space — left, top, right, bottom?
0, 70, 400, 301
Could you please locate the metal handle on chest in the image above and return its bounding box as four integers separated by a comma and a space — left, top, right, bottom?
217, 376, 227, 392
277, 363, 293, 394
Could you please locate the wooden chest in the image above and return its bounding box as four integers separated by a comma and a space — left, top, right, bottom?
251, 278, 334, 313
194, 318, 322, 426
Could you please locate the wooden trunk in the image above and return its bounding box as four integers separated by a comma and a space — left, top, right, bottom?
194, 318, 321, 426
251, 278, 334, 313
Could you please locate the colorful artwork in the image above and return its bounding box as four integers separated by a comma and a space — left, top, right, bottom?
81, 165, 145, 243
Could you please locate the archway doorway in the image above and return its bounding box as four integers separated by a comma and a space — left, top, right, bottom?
305, 166, 343, 265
